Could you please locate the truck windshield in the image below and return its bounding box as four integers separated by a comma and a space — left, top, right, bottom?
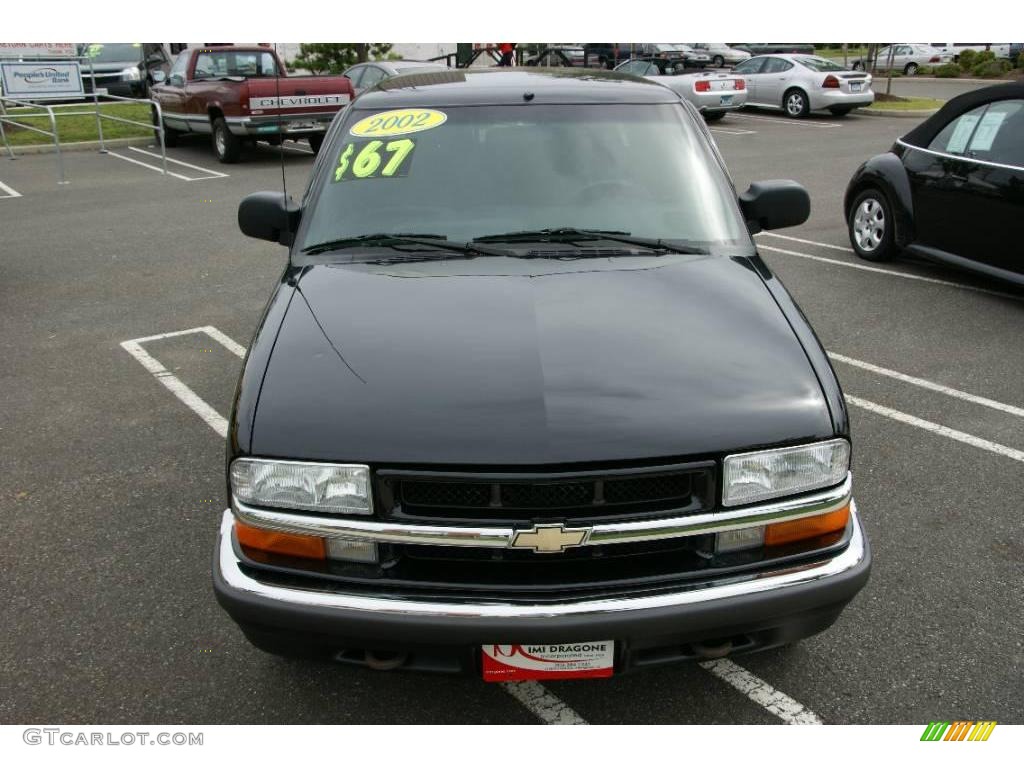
300, 103, 751, 256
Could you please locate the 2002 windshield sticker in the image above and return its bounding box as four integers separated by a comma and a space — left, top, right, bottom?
333, 139, 416, 182
333, 108, 446, 183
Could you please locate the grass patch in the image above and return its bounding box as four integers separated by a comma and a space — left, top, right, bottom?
814, 46, 868, 61
1, 102, 153, 146
870, 93, 944, 110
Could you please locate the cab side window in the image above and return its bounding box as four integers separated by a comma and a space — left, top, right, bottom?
929, 105, 988, 155
733, 57, 765, 75
620, 60, 652, 75
359, 66, 387, 90
762, 57, 794, 74
169, 51, 189, 84
972, 100, 1024, 167
929, 100, 1024, 166
345, 65, 365, 88
193, 53, 225, 78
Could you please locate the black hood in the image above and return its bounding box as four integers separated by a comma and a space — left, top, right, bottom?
250, 254, 833, 466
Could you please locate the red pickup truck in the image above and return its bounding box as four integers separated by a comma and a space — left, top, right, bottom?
151, 46, 353, 162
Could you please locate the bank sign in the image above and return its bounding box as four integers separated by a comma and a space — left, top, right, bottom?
1, 61, 83, 99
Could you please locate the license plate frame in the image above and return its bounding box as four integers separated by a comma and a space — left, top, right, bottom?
482, 642, 615, 681
850, 82, 863, 92
719, 94, 734, 105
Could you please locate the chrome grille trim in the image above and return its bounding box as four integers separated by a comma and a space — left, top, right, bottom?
232, 472, 852, 549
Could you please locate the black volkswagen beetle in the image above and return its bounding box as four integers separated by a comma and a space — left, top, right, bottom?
216, 69, 869, 679
845, 83, 1024, 285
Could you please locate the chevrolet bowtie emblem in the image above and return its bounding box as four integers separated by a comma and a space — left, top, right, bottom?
510, 523, 591, 553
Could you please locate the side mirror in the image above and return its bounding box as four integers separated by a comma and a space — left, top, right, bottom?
739, 180, 810, 234
151, 70, 166, 84
238, 191, 301, 246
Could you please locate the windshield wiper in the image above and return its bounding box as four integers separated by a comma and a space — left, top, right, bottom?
474, 228, 709, 255
301, 233, 513, 258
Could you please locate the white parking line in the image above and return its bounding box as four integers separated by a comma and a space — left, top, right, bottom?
699, 659, 823, 725
500, 682, 588, 725
758, 244, 1024, 301
757, 231, 854, 253
106, 151, 194, 181
731, 113, 842, 128
847, 395, 1024, 463
710, 127, 757, 136
129, 146, 229, 179
122, 324, 829, 726
0, 179, 22, 199
829, 352, 1024, 419
120, 338, 229, 438
200, 325, 246, 358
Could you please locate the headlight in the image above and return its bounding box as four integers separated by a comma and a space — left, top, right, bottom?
120, 66, 141, 82
230, 458, 372, 515
722, 438, 849, 507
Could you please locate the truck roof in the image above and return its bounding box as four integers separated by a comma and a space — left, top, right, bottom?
353, 68, 681, 108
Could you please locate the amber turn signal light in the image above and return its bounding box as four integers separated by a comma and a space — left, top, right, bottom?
235, 519, 326, 560
764, 504, 850, 547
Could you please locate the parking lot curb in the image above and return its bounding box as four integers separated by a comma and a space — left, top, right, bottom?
859, 108, 940, 118
3, 137, 152, 156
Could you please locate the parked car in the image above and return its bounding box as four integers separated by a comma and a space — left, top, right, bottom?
150, 46, 354, 162
615, 57, 747, 120
734, 54, 873, 117
343, 60, 447, 95
77, 43, 172, 98
688, 43, 752, 68
930, 43, 1012, 61
654, 44, 711, 69
851, 45, 951, 75
582, 43, 625, 68
524, 46, 597, 68
730, 43, 815, 56
218, 69, 869, 678
845, 83, 1023, 285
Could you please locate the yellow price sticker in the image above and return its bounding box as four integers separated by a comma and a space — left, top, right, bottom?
334, 138, 417, 182
349, 109, 447, 138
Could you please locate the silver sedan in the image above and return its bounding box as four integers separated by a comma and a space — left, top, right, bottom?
850, 44, 952, 75
343, 60, 448, 95
732, 54, 873, 118
688, 43, 751, 68
615, 59, 747, 120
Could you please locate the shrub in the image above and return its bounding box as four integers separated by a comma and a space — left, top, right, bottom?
971, 59, 1010, 78
957, 49, 978, 69
934, 63, 961, 78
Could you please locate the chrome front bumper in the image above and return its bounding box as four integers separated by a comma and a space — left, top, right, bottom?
215, 497, 866, 621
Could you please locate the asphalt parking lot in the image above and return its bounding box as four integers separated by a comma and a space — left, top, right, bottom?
2, 102, 1022, 725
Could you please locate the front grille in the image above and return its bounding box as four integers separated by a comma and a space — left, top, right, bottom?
241, 460, 852, 603
378, 461, 715, 524
402, 481, 492, 508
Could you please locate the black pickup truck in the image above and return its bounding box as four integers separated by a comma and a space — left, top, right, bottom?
215, 68, 870, 680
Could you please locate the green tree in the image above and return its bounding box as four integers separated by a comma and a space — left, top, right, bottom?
289, 43, 394, 74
